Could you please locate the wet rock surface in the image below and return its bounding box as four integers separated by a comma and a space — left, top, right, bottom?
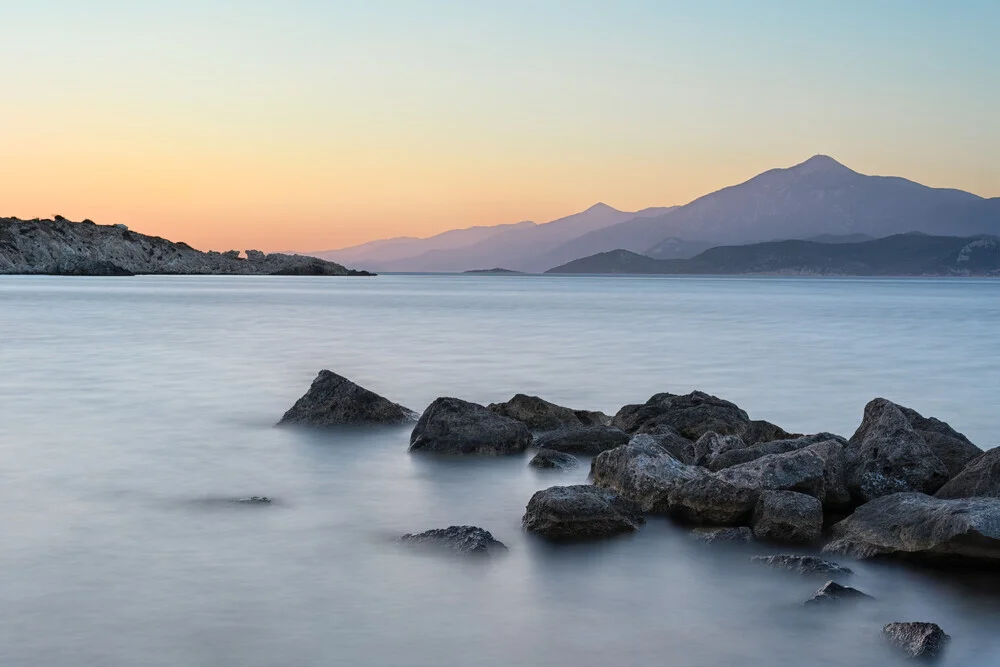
278, 370, 418, 427
532, 425, 630, 456
523, 485, 644, 540
529, 448, 580, 470
882, 622, 950, 659
690, 526, 753, 544
804, 580, 873, 605
750, 554, 853, 575
751, 491, 823, 544
409, 397, 532, 455
398, 526, 507, 556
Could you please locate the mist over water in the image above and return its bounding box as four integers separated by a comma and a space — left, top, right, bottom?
1, 274, 998, 667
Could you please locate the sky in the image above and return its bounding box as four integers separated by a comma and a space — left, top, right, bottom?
2, 1, 998, 252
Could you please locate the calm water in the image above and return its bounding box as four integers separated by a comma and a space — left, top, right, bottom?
1, 274, 998, 667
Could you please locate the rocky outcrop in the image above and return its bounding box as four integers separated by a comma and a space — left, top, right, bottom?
522, 485, 644, 540
708, 433, 846, 471
750, 554, 853, 575
529, 449, 580, 470
751, 491, 823, 544
611, 391, 750, 439
532, 426, 630, 456
590, 435, 705, 513
898, 404, 982, 478
487, 394, 588, 431
882, 622, 950, 659
398, 526, 507, 557
0, 217, 371, 275
690, 527, 753, 544
825, 492, 1000, 566
667, 476, 758, 525
739, 419, 801, 446
693, 432, 746, 468
635, 426, 696, 464
935, 447, 1000, 499
844, 399, 949, 502
409, 397, 532, 455
804, 581, 873, 605
278, 370, 418, 427
714, 448, 827, 501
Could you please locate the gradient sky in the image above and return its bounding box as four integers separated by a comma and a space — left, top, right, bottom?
2, 1, 998, 251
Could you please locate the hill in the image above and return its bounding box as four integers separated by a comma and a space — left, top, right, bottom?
0, 217, 370, 276
546, 233, 1000, 277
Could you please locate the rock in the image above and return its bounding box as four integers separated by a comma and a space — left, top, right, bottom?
398, 525, 507, 557
590, 435, 706, 513
611, 391, 751, 439
693, 431, 746, 468
52, 258, 134, 276
804, 581, 873, 605
751, 490, 823, 544
574, 410, 611, 427
532, 425, 630, 456
667, 475, 758, 525
898, 404, 982, 478
278, 370, 418, 427
690, 526, 753, 544
636, 426, 696, 464
715, 447, 827, 501
750, 554, 853, 575
882, 622, 950, 659
844, 399, 949, 502
936, 447, 1000, 499
487, 394, 587, 431
522, 485, 644, 540
801, 440, 853, 511
740, 419, 801, 446
824, 492, 1000, 566
409, 397, 532, 456
529, 449, 580, 470
709, 433, 846, 471
230, 496, 272, 504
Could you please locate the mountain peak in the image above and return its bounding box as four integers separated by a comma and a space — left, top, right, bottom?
584, 202, 620, 213
791, 154, 854, 175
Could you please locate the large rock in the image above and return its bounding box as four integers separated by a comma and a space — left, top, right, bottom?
882, 622, 950, 659
398, 526, 507, 557
804, 581, 873, 605
529, 449, 580, 470
709, 433, 846, 471
634, 425, 696, 464
898, 404, 982, 478
590, 435, 706, 513
409, 397, 532, 455
715, 447, 827, 501
522, 485, 644, 540
533, 425, 630, 456
278, 370, 418, 426
844, 399, 949, 502
750, 554, 853, 575
739, 419, 801, 446
751, 490, 823, 544
935, 447, 1000, 499
668, 476, 758, 525
611, 391, 750, 439
802, 439, 853, 511
825, 492, 1000, 566
693, 432, 746, 468
487, 394, 587, 431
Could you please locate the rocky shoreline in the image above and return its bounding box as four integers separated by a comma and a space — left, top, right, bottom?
278, 370, 999, 659
0, 217, 372, 276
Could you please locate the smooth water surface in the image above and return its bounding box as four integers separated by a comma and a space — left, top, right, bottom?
1, 274, 998, 666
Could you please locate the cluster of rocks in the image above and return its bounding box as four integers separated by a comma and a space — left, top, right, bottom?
0, 217, 372, 275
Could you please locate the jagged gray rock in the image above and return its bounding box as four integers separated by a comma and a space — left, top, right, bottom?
693, 431, 746, 468
522, 485, 644, 540
804, 581, 873, 605
690, 526, 753, 544
898, 404, 982, 478
709, 432, 846, 471
487, 394, 588, 431
278, 370, 418, 427
936, 448, 1000, 499
529, 448, 580, 470
398, 526, 507, 557
750, 554, 853, 575
635, 425, 696, 464
409, 397, 532, 455
825, 492, 1000, 566
532, 425, 630, 456
844, 399, 949, 502
590, 435, 706, 513
611, 391, 750, 439
882, 622, 950, 659
751, 490, 823, 544
739, 419, 801, 446
0, 217, 371, 275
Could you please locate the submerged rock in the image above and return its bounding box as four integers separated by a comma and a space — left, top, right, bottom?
398, 526, 507, 557
278, 370, 417, 427
533, 425, 630, 456
935, 448, 1000, 499
824, 492, 1000, 566
804, 581, 873, 605
522, 485, 644, 540
230, 496, 272, 504
844, 399, 949, 502
409, 397, 532, 455
529, 448, 580, 470
750, 554, 853, 575
590, 435, 706, 513
751, 490, 823, 544
690, 526, 753, 544
611, 391, 751, 439
487, 394, 588, 432
882, 622, 950, 659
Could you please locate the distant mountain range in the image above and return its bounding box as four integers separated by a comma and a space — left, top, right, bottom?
546, 233, 1000, 277
306, 155, 1000, 273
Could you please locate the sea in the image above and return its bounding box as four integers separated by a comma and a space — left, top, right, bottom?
1, 274, 998, 667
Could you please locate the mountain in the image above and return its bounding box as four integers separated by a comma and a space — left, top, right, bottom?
310, 204, 674, 273
546, 233, 1000, 276
0, 217, 369, 276
644, 237, 714, 259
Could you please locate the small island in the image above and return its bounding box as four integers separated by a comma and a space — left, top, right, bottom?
463, 267, 524, 274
